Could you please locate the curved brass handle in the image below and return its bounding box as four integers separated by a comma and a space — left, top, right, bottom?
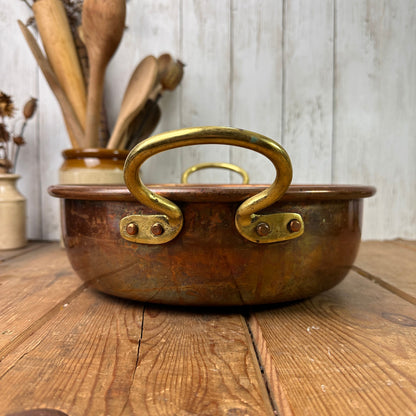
121, 126, 303, 244
181, 162, 249, 184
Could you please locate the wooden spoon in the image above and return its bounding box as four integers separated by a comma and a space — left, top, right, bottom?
125, 98, 162, 150
82, 0, 126, 148
120, 54, 184, 149
106, 56, 158, 149
32, 0, 87, 147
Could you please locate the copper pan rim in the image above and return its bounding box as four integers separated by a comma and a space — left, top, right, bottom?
48, 183, 376, 203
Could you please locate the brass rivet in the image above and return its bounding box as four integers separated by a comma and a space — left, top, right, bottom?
288, 219, 301, 233
126, 222, 138, 235
256, 222, 271, 236
151, 223, 164, 236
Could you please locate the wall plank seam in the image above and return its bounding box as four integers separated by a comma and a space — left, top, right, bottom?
179, 0, 184, 172
331, 0, 336, 184
229, 0, 234, 182
281, 0, 286, 147
35, 64, 43, 239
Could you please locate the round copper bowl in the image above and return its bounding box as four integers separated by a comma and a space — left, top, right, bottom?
49, 127, 375, 306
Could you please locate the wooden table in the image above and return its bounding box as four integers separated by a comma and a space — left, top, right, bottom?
0, 240, 415, 416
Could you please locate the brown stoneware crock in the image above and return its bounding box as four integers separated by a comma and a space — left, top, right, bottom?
59, 148, 129, 185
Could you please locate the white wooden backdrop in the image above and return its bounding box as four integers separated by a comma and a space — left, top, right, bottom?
1, 0, 415, 241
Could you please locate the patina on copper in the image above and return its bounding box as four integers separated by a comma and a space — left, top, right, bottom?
49, 126, 375, 306
50, 183, 375, 306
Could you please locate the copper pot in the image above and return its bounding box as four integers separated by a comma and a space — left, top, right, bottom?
49, 127, 375, 306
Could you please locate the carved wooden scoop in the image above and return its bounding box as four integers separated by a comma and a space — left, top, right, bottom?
82, 0, 126, 148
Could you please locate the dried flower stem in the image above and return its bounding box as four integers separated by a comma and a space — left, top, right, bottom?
0, 92, 37, 173
12, 147, 20, 173
11, 120, 28, 172
21, 0, 33, 9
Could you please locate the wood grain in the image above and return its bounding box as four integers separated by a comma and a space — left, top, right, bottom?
354, 240, 416, 303
180, 0, 232, 184
333, 0, 416, 239
283, 0, 334, 184
230, 0, 283, 185
1, 241, 415, 415
0, 1, 41, 239
0, 241, 46, 262
392, 239, 416, 251
1, 1, 416, 241
123, 306, 274, 416
0, 244, 82, 354
0, 289, 143, 416
106, 0, 183, 185
250, 271, 416, 415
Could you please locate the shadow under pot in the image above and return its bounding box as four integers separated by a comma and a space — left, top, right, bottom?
59, 148, 129, 185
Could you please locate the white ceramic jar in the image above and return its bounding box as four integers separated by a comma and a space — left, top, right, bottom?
0, 173, 26, 250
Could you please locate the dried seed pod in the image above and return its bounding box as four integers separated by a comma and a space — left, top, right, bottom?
13, 136, 26, 146
23, 97, 38, 119
157, 54, 185, 91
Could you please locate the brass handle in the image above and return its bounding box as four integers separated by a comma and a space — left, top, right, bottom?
121, 126, 303, 244
181, 162, 249, 184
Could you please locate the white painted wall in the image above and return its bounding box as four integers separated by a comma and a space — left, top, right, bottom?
1, 0, 415, 241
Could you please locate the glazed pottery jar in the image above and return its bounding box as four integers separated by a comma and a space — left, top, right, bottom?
59, 148, 129, 185
0, 173, 26, 250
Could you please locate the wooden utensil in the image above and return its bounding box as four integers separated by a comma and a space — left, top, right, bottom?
120, 54, 184, 150
32, 0, 87, 147
82, 0, 126, 148
106, 56, 158, 149
18, 20, 84, 148
125, 99, 162, 150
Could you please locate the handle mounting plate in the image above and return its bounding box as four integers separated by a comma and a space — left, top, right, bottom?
120, 214, 183, 244
236, 212, 304, 243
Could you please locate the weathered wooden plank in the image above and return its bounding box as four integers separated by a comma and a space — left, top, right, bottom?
0, 241, 46, 262
283, 0, 334, 184
0, 242, 273, 416
107, 0, 183, 186
230, 0, 283, 185
0, 289, 143, 416
333, 0, 416, 240
2, 1, 416, 242
0, 243, 82, 354
354, 240, 416, 303
392, 239, 416, 251
123, 306, 274, 416
38, 68, 70, 240
180, 0, 232, 184
250, 271, 416, 415
0, 1, 41, 239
